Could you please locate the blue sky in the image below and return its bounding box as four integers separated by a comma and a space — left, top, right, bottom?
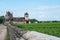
0, 0, 60, 21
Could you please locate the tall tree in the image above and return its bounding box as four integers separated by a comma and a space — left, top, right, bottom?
0, 16, 5, 24
29, 19, 39, 23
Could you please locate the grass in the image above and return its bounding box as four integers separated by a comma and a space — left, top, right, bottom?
13, 22, 60, 37
6, 28, 10, 40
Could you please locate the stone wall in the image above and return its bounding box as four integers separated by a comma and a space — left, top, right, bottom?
6, 24, 27, 40
6, 24, 60, 40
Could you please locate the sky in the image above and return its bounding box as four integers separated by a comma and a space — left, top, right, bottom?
0, 0, 60, 21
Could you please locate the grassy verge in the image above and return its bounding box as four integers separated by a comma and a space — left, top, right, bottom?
6, 28, 10, 40
13, 22, 60, 37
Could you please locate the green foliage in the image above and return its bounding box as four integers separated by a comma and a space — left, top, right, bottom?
13, 22, 60, 37
6, 28, 10, 40
39, 21, 60, 23
29, 19, 39, 23
0, 16, 5, 24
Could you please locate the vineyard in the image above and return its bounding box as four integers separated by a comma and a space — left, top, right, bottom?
13, 22, 60, 37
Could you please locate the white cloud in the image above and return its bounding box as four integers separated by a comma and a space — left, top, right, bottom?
33, 5, 60, 10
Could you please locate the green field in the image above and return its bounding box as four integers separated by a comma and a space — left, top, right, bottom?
13, 22, 60, 37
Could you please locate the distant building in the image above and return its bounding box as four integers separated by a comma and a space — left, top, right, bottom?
5, 11, 30, 24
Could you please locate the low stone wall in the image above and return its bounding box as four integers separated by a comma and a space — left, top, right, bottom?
6, 24, 60, 40
6, 24, 27, 40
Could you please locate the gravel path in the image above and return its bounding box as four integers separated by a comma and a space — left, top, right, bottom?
0, 24, 7, 40
23, 31, 60, 40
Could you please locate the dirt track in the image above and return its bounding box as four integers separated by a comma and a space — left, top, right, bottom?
0, 24, 7, 40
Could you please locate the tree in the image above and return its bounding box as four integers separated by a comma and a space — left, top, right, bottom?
0, 16, 5, 24
29, 19, 39, 23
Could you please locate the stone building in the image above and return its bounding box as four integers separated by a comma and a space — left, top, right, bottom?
5, 11, 30, 24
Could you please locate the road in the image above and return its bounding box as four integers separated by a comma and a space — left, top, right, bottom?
0, 24, 7, 40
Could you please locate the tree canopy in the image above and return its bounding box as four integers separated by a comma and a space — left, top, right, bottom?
0, 16, 5, 24
29, 19, 39, 23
